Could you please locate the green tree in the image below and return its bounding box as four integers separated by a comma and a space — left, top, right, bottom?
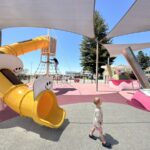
137, 51, 150, 70
80, 11, 115, 75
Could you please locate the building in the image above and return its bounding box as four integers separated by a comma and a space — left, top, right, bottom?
145, 67, 150, 78
65, 71, 81, 78
103, 65, 132, 77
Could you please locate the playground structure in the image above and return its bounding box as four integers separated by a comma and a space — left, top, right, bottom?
0, 0, 149, 129
103, 65, 141, 90
102, 43, 150, 91
109, 79, 141, 91
0, 2, 150, 150
0, 36, 66, 128
101, 46, 150, 110
0, 0, 96, 129
34, 37, 59, 76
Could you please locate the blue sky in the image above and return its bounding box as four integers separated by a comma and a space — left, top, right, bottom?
1, 0, 150, 74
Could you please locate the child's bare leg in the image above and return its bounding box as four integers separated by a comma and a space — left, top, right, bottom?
89, 127, 97, 140
98, 127, 106, 144
89, 127, 95, 135
99, 127, 112, 148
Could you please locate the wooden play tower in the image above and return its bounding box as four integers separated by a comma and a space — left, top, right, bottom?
34, 37, 58, 77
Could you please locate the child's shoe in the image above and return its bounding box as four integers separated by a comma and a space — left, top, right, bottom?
89, 134, 97, 140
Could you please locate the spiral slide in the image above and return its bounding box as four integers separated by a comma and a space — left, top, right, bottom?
0, 36, 66, 128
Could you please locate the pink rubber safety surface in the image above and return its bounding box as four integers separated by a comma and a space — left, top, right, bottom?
0, 97, 18, 122
0, 106, 18, 122
0, 83, 149, 123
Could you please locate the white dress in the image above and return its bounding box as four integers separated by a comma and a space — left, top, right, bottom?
93, 107, 103, 128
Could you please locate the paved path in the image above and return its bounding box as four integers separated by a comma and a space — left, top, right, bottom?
0, 103, 150, 150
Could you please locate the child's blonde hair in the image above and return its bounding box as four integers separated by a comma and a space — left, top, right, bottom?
93, 97, 101, 105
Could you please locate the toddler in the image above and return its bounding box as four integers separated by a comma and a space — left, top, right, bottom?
89, 97, 111, 149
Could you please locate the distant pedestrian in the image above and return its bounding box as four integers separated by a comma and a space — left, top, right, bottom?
89, 97, 112, 149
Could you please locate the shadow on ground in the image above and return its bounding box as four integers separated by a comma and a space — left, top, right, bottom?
54, 88, 77, 95
0, 117, 70, 142
104, 133, 119, 146
92, 133, 119, 147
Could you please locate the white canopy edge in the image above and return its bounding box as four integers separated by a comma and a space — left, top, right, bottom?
103, 43, 150, 57
0, 0, 95, 38
107, 0, 150, 38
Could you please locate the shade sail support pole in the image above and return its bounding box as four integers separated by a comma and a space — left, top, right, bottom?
122, 47, 150, 89
46, 29, 50, 76
0, 29, 5, 111
0, 30, 2, 46
96, 39, 99, 92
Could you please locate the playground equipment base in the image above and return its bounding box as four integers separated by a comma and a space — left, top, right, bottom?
109, 79, 141, 90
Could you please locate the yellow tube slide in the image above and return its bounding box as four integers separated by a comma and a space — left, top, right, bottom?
0, 71, 65, 128
0, 36, 50, 56
0, 36, 66, 128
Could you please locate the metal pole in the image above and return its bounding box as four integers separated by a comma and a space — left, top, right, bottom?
83, 70, 85, 84
46, 53, 50, 75
106, 57, 110, 84
96, 39, 99, 91
0, 30, 2, 46
122, 47, 150, 89
30, 62, 33, 82
46, 29, 50, 76
0, 30, 5, 111
30, 62, 33, 76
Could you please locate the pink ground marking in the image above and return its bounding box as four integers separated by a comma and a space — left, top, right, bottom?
54, 83, 148, 112
0, 83, 149, 123
53, 83, 120, 95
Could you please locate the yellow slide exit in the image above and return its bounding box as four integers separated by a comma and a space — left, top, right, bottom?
0, 36, 66, 128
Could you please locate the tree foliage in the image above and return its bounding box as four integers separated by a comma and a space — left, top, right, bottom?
80, 11, 115, 75
137, 51, 150, 70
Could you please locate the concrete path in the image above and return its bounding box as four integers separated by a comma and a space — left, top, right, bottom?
0, 103, 150, 150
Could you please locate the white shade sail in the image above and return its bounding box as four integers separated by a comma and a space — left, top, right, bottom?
103, 43, 150, 56
0, 0, 95, 38
107, 0, 150, 38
